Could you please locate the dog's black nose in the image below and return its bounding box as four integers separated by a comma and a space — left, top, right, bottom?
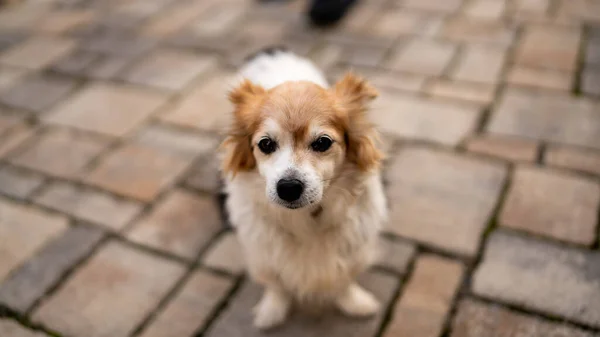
277, 179, 304, 202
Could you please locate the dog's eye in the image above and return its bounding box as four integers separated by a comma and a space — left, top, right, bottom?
258, 138, 277, 154
311, 136, 333, 152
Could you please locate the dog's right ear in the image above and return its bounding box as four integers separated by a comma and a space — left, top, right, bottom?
221, 79, 266, 177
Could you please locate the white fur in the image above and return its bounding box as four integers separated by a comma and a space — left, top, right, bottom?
238, 50, 329, 89
223, 50, 387, 329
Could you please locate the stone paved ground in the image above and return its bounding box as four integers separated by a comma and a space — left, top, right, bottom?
0, 0, 599, 336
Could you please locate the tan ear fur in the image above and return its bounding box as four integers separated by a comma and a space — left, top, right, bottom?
334, 72, 383, 172
221, 79, 265, 176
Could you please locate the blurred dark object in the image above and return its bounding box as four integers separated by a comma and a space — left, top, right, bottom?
308, 0, 359, 27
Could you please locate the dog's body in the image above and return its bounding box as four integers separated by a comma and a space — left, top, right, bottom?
221, 48, 387, 329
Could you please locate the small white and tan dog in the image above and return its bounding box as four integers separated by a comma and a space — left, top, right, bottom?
220, 47, 387, 329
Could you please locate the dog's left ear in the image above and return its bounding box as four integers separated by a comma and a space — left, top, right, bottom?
221, 79, 266, 177
333, 72, 383, 172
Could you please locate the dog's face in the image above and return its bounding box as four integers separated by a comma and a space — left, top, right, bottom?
222, 73, 382, 210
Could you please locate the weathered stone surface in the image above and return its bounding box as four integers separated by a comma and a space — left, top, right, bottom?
452, 45, 506, 84
487, 88, 600, 149
0, 225, 104, 312
387, 39, 456, 76
370, 92, 481, 146
0, 66, 27, 91
402, 0, 463, 13
0, 74, 77, 113
0, 36, 76, 70
507, 66, 573, 90
465, 134, 538, 162
123, 50, 216, 91
386, 148, 506, 256
581, 67, 600, 97
9, 128, 108, 179
127, 189, 222, 259
206, 270, 400, 337
500, 166, 599, 245
159, 71, 235, 132
34, 181, 143, 231
36, 9, 95, 34
0, 319, 46, 337
0, 122, 36, 159
202, 232, 244, 275
515, 25, 581, 71
427, 80, 495, 104
85, 143, 190, 201
0, 199, 68, 282
451, 298, 597, 337
376, 236, 416, 275
383, 255, 464, 337
472, 231, 600, 328
464, 0, 505, 19
546, 145, 600, 176
133, 125, 218, 160
33, 241, 186, 337
185, 153, 221, 193
45, 83, 168, 137
139, 270, 234, 337
0, 166, 44, 199
442, 18, 515, 45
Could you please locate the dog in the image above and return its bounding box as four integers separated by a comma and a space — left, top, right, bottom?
220, 47, 387, 329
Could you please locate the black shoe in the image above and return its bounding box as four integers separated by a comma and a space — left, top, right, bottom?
308, 0, 359, 27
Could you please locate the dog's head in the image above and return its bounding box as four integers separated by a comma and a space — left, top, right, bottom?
221, 73, 382, 210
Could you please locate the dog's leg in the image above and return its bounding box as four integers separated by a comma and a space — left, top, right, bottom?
253, 286, 291, 329
335, 283, 380, 317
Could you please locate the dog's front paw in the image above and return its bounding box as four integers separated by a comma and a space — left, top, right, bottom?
253, 289, 291, 330
335, 284, 380, 317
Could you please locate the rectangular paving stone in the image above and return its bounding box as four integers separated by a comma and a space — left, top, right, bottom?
546, 145, 600, 176
133, 125, 218, 160
383, 255, 464, 337
451, 45, 506, 84
0, 225, 104, 313
201, 232, 245, 275
0, 166, 45, 199
472, 231, 600, 328
464, 0, 505, 19
515, 25, 581, 71
206, 270, 400, 337
0, 36, 76, 70
50, 50, 101, 76
427, 80, 495, 104
0, 319, 47, 337
465, 134, 538, 162
507, 66, 573, 90
581, 66, 600, 96
127, 189, 222, 259
442, 18, 515, 45
0, 74, 77, 113
0, 65, 27, 91
402, 0, 463, 13
185, 152, 221, 193
387, 39, 456, 76
0, 199, 69, 282
81, 32, 156, 57
487, 88, 600, 150
0, 122, 36, 159
368, 71, 427, 93
500, 166, 599, 245
36, 9, 95, 34
139, 270, 234, 337
85, 143, 191, 201
34, 181, 143, 231
159, 71, 236, 132
451, 298, 597, 337
33, 241, 186, 337
123, 50, 216, 91
140, 0, 212, 37
371, 92, 481, 146
9, 128, 109, 179
44, 83, 168, 137
385, 148, 507, 256
376, 236, 416, 275
370, 10, 427, 38
85, 55, 136, 80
